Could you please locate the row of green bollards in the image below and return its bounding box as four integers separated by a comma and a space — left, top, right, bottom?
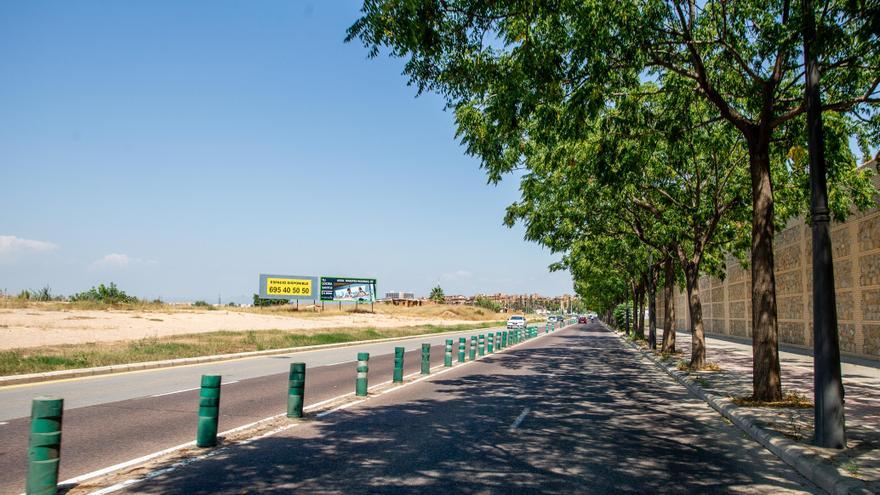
24, 323, 556, 494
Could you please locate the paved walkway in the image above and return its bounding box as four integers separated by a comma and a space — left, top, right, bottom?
652, 330, 880, 489
90, 324, 819, 494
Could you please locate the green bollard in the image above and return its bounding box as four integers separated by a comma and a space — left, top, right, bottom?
393, 346, 404, 382
356, 352, 369, 397
287, 363, 305, 418
496, 331, 502, 349
196, 375, 221, 448
458, 337, 466, 362
469, 336, 477, 360
487, 333, 494, 353
421, 343, 431, 375
26, 397, 63, 495
478, 334, 485, 356
444, 339, 453, 367
502, 331, 508, 348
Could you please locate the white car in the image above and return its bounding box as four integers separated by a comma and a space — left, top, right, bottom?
506, 315, 526, 329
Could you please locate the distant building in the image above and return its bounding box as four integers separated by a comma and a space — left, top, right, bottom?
384, 291, 421, 307
384, 291, 415, 300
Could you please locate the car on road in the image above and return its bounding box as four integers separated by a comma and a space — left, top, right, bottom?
547, 315, 560, 323
506, 314, 526, 329
578, 315, 588, 324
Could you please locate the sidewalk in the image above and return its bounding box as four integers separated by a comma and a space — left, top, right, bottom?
624, 329, 880, 494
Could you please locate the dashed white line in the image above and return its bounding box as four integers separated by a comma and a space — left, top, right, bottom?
509, 407, 531, 431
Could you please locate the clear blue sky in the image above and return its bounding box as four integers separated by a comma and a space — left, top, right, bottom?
0, 1, 572, 303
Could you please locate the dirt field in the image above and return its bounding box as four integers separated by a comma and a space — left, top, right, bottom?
0, 304, 503, 350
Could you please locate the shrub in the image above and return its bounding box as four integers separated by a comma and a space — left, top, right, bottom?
474, 296, 501, 312
252, 294, 288, 307
70, 283, 138, 304
192, 300, 213, 308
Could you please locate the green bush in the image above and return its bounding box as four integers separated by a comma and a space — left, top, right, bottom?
192, 300, 212, 308
612, 302, 633, 329
69, 283, 137, 304
474, 296, 501, 312
252, 294, 288, 307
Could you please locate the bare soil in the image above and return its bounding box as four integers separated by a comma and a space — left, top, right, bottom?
0, 305, 497, 350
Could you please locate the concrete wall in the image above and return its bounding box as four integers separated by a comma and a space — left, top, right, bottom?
656, 173, 880, 360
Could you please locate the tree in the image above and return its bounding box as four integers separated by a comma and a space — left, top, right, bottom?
347, 0, 877, 400
505, 82, 751, 367
429, 285, 446, 303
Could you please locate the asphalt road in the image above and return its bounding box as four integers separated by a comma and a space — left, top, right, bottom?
115, 322, 820, 494
0, 326, 507, 494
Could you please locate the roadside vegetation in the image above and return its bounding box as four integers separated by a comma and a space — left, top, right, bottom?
0, 321, 507, 376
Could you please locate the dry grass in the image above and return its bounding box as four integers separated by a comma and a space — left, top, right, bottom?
0, 299, 509, 323
0, 298, 176, 312
232, 303, 506, 321
731, 391, 813, 409
0, 321, 505, 376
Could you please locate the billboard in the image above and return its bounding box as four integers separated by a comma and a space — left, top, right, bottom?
258, 274, 318, 300
320, 277, 377, 302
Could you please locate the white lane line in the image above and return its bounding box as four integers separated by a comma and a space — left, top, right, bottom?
316, 399, 366, 418
324, 360, 354, 367
72, 326, 567, 494
150, 387, 199, 398
0, 421, 8, 425
149, 381, 239, 398
509, 407, 531, 431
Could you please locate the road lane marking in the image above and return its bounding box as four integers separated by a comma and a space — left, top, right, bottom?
509, 407, 531, 431
149, 387, 199, 398
316, 399, 366, 418
0, 421, 7, 425
67, 325, 571, 495
324, 360, 354, 367
149, 380, 239, 398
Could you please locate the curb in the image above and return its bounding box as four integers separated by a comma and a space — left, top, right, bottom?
0, 324, 509, 387
607, 325, 874, 495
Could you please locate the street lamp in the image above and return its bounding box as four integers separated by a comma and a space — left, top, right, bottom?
803, 0, 846, 448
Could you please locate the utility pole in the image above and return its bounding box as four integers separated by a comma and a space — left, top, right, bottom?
804, 0, 846, 448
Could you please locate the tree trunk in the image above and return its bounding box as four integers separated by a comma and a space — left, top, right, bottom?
684, 263, 706, 369
639, 284, 646, 338
661, 258, 676, 354
748, 136, 783, 401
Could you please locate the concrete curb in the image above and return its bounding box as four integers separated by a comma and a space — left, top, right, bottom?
609, 326, 874, 495
0, 324, 508, 387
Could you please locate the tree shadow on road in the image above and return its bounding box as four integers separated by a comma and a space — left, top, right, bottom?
129, 330, 819, 494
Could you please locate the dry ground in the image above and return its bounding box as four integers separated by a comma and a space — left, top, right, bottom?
0, 301, 504, 350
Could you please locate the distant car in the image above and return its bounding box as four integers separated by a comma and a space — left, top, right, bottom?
546, 315, 559, 323
507, 314, 526, 329
578, 315, 588, 324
